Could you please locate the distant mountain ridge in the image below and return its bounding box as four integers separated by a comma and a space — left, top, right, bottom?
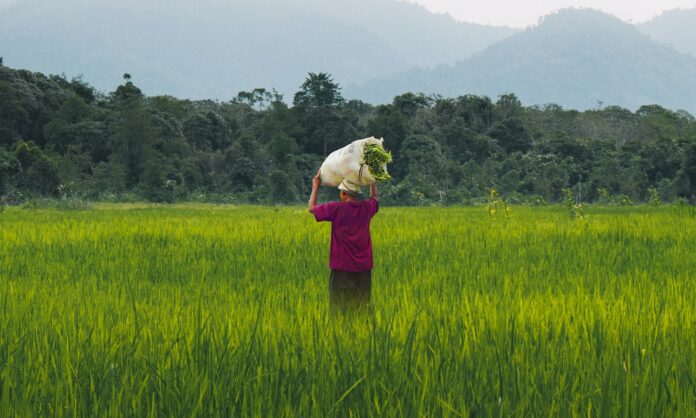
347, 8, 696, 113
0, 0, 516, 99
638, 8, 696, 57
3, 2, 694, 112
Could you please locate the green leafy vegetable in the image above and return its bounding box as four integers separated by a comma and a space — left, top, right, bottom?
363, 143, 393, 181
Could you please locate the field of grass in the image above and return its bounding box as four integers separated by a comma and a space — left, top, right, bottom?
1, 204, 695, 417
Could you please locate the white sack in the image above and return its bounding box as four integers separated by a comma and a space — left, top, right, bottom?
320, 137, 388, 188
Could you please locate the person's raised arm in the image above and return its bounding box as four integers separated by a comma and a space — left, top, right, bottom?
370, 182, 378, 201
308, 169, 321, 212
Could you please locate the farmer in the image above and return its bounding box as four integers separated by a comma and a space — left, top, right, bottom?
308, 171, 379, 311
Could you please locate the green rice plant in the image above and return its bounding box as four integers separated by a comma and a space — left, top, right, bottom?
0, 204, 694, 417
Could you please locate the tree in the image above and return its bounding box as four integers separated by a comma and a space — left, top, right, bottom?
489, 118, 532, 154
496, 93, 523, 120
112, 77, 143, 103
228, 156, 257, 192
141, 158, 177, 203
110, 85, 159, 188
182, 111, 231, 151
0, 147, 19, 196
235, 88, 281, 111
44, 95, 93, 153
293, 73, 354, 156
69, 76, 96, 103
293, 73, 344, 110
636, 104, 683, 142
454, 95, 495, 132
366, 104, 408, 154
267, 132, 299, 165
398, 135, 444, 196
683, 140, 696, 199
0, 80, 29, 146
269, 170, 297, 203
12, 141, 60, 196
436, 118, 494, 163
392, 93, 431, 118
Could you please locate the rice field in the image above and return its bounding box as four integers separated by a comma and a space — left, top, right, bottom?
1, 204, 695, 417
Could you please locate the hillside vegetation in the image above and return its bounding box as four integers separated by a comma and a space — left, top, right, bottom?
1, 65, 695, 205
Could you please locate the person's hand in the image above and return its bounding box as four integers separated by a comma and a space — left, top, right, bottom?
312, 169, 322, 189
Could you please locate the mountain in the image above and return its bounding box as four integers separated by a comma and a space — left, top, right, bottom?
299, 0, 519, 69
0, 0, 516, 99
347, 8, 696, 113
638, 8, 696, 57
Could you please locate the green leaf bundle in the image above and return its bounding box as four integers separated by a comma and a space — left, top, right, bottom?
363, 143, 393, 181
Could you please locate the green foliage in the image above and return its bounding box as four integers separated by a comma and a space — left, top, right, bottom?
269, 170, 297, 203
1, 63, 695, 205
489, 117, 531, 153
563, 187, 586, 219
182, 110, 231, 151
486, 188, 510, 219
293, 72, 344, 110
619, 195, 635, 206
267, 133, 299, 165
12, 140, 60, 196
399, 135, 442, 177
110, 95, 159, 188
376, 182, 424, 205
597, 187, 610, 203
648, 187, 661, 206
684, 140, 696, 198
363, 143, 392, 181
0, 146, 19, 194
235, 88, 281, 111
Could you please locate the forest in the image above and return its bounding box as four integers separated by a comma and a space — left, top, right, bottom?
1, 63, 695, 205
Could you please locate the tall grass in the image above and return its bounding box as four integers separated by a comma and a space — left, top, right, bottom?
1, 204, 694, 416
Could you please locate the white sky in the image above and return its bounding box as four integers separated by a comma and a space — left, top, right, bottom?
1, 0, 695, 27
402, 0, 696, 27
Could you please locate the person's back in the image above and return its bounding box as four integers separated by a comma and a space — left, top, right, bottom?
308, 174, 379, 311
313, 198, 378, 272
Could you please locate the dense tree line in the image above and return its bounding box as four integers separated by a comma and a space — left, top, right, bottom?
1, 63, 695, 205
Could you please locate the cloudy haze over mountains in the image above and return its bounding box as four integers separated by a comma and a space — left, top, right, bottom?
0, 0, 516, 98
403, 0, 696, 27
1, 0, 695, 112
347, 8, 696, 112
639, 7, 696, 57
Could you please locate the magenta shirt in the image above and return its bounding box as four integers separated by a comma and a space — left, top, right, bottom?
312, 198, 379, 272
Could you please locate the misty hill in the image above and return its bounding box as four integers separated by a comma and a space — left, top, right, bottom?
298, 0, 519, 68
638, 8, 696, 57
0, 0, 515, 99
347, 9, 696, 113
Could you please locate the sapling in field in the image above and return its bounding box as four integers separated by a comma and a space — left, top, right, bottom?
563, 188, 585, 220
649, 187, 661, 206
486, 188, 511, 219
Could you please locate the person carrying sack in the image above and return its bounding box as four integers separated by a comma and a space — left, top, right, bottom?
308, 170, 379, 312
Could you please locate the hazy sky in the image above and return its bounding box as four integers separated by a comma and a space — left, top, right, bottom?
1, 0, 695, 28
403, 0, 696, 27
